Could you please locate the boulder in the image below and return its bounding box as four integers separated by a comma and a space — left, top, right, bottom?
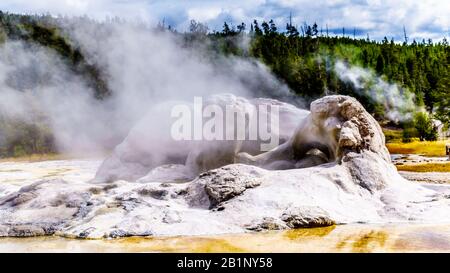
281, 206, 336, 228
201, 165, 265, 207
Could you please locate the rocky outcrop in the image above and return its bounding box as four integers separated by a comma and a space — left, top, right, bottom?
201, 165, 265, 207
281, 206, 336, 228
1, 95, 450, 238
237, 96, 389, 169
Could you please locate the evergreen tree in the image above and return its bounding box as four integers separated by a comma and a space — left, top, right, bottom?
253, 20, 262, 36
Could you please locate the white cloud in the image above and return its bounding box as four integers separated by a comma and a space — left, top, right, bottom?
0, 0, 153, 23
187, 7, 223, 22
0, 0, 448, 41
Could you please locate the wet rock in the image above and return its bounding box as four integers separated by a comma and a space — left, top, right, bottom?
137, 186, 169, 200
281, 206, 336, 228
5, 223, 59, 237
113, 195, 142, 212
201, 165, 264, 206
103, 183, 118, 191
78, 227, 96, 238
108, 229, 128, 238
73, 201, 95, 218
89, 187, 103, 194
0, 181, 47, 206
108, 229, 152, 238
245, 217, 287, 231
51, 192, 91, 208
174, 188, 188, 196
110, 217, 153, 237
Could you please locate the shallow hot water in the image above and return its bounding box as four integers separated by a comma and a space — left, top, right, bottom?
1, 224, 450, 252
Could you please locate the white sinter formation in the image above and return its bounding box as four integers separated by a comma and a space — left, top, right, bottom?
0, 95, 449, 238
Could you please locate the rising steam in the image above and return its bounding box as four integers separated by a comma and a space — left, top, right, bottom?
334, 60, 419, 122
0, 20, 300, 156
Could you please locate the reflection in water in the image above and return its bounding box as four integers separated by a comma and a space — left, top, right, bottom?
335, 231, 389, 252
393, 230, 450, 251
352, 231, 388, 252
1, 224, 450, 253
284, 225, 336, 240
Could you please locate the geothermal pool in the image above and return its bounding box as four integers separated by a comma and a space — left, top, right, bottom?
1, 224, 450, 253
0, 159, 449, 252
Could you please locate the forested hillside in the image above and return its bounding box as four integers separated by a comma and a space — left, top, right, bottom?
194, 20, 449, 125
0, 12, 449, 157
0, 11, 109, 98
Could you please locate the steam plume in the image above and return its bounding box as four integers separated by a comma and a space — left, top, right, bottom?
0, 19, 301, 156
334, 60, 419, 122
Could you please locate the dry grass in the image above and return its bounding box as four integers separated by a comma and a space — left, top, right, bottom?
0, 153, 67, 163
396, 162, 450, 172
382, 128, 403, 143
386, 140, 448, 157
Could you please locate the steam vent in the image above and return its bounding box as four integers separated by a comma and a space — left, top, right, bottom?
1, 95, 450, 238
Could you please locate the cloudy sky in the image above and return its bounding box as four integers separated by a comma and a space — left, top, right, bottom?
1, 0, 449, 41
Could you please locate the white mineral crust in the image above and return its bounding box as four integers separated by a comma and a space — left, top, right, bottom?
1, 95, 449, 238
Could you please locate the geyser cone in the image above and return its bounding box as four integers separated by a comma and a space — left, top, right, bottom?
1, 95, 449, 238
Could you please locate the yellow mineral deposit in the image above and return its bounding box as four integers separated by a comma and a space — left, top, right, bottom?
1, 224, 450, 253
